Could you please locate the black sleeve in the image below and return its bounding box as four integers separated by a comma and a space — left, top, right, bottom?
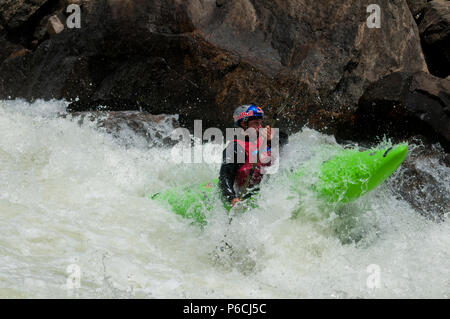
219, 141, 245, 203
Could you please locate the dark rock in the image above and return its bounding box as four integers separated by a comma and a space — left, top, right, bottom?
406, 0, 427, 17
419, 0, 450, 78
390, 138, 449, 221
339, 71, 450, 152
216, 0, 226, 8
33, 9, 68, 43
407, 72, 450, 144
0, 0, 49, 29
64, 0, 83, 5
0, 0, 64, 48
33, 14, 51, 42
0, 35, 24, 63
0, 0, 428, 136
66, 111, 180, 147
30, 39, 39, 49
445, 153, 450, 167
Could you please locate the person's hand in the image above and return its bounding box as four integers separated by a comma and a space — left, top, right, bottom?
230, 198, 241, 207
261, 125, 272, 142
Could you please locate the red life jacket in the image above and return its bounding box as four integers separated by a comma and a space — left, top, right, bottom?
234, 136, 271, 190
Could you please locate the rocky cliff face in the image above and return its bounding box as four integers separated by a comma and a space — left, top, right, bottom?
0, 0, 448, 151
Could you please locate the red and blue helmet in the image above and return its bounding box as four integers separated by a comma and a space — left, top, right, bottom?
233, 104, 264, 128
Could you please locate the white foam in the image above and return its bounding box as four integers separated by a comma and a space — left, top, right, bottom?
0, 99, 448, 298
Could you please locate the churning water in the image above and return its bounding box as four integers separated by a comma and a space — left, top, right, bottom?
0, 99, 449, 298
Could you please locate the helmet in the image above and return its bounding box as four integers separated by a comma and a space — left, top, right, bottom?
233, 104, 264, 128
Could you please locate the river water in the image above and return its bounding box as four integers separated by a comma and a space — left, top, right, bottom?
0, 99, 449, 298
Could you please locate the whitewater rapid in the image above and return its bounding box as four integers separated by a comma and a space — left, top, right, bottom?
0, 99, 449, 298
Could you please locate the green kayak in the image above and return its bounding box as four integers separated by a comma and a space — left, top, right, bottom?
149, 144, 408, 225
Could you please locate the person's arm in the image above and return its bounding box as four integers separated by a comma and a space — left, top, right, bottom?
259, 127, 288, 174
219, 141, 245, 204
263, 126, 288, 150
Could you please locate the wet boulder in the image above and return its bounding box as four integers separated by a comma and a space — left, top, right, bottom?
390, 137, 450, 221
0, 0, 49, 29
339, 71, 450, 152
0, 35, 25, 63
418, 0, 450, 78
0, 0, 428, 135
67, 111, 180, 147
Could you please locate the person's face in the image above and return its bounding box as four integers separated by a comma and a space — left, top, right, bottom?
246, 118, 263, 130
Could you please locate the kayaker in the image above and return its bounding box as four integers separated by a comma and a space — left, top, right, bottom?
219, 104, 288, 207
